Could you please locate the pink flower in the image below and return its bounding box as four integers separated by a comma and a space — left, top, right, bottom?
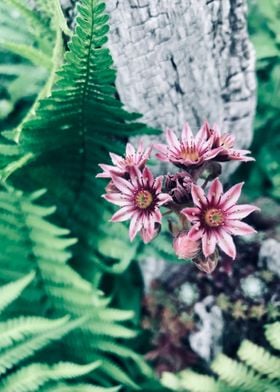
173, 232, 200, 259
103, 167, 172, 243
96, 140, 151, 178
154, 123, 222, 168
182, 178, 259, 259
204, 122, 254, 162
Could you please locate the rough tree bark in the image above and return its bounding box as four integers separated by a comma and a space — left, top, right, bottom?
106, 0, 256, 178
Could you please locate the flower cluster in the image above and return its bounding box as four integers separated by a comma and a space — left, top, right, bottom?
97, 121, 259, 273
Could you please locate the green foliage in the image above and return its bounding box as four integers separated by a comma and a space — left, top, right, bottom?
161, 322, 280, 392
0, 0, 157, 280
234, 0, 280, 201
0, 275, 116, 392
0, 0, 161, 389
0, 184, 149, 388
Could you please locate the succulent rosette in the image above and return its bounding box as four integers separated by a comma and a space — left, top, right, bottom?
182, 178, 259, 259
103, 166, 172, 243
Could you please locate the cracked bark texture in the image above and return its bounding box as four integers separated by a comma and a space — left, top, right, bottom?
105, 0, 256, 178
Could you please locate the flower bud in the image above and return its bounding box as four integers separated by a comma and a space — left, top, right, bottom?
193, 251, 219, 274
165, 172, 193, 204
173, 232, 200, 260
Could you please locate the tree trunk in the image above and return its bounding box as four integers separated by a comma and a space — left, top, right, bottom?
106, 0, 256, 178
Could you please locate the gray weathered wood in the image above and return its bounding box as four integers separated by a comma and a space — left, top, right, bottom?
106, 0, 256, 177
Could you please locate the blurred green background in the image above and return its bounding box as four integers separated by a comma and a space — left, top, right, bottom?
234, 0, 280, 202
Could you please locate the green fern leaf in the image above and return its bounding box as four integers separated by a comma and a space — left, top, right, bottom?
0, 315, 69, 349
211, 354, 269, 391
238, 340, 280, 380
265, 322, 280, 350
0, 361, 100, 392
6, 0, 157, 277
0, 272, 35, 314
0, 317, 85, 376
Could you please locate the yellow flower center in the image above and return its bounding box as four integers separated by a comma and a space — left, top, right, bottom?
180, 146, 199, 162
135, 190, 153, 209
204, 208, 224, 227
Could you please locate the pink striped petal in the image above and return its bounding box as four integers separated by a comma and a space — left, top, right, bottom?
188, 224, 204, 241
143, 167, 154, 187
126, 143, 135, 156
141, 226, 156, 244
128, 166, 140, 187
181, 207, 200, 222
195, 121, 209, 145
154, 143, 168, 155
157, 193, 172, 206
154, 176, 163, 193
111, 206, 135, 222
227, 150, 255, 162
181, 123, 194, 141
212, 123, 221, 138
102, 193, 130, 207
112, 175, 134, 194
203, 147, 224, 160
129, 213, 143, 241
153, 208, 162, 223
224, 220, 256, 236
191, 184, 207, 207
96, 165, 123, 178
216, 230, 236, 259
155, 152, 169, 162
137, 139, 144, 155
208, 178, 223, 205
226, 204, 260, 220
202, 232, 216, 257
220, 182, 244, 210
109, 152, 122, 165
166, 128, 180, 149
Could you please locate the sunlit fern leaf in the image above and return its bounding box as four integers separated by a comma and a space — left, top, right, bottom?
0, 361, 101, 392
0, 317, 85, 377
0, 315, 70, 349
265, 322, 280, 350
237, 340, 280, 380
211, 354, 274, 391
4, 0, 157, 279
0, 272, 34, 314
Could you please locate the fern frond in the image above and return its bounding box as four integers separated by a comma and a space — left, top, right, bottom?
265, 322, 280, 350
0, 272, 34, 314
177, 369, 237, 392
6, 0, 157, 278
238, 340, 280, 380
0, 315, 69, 349
0, 316, 84, 376
0, 185, 145, 388
211, 354, 269, 391
0, 361, 100, 392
